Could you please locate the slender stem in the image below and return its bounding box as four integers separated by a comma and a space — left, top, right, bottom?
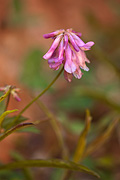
62, 110, 91, 180
4, 93, 11, 111
0, 123, 33, 142
36, 99, 69, 159
13, 67, 64, 124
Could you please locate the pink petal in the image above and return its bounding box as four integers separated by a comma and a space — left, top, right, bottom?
43, 34, 63, 60
64, 34, 68, 49
58, 38, 64, 61
73, 68, 83, 79
80, 41, 95, 50
13, 93, 21, 102
75, 50, 90, 71
67, 32, 80, 52
49, 62, 62, 70
71, 33, 85, 47
64, 44, 76, 73
43, 29, 65, 39
64, 70, 73, 82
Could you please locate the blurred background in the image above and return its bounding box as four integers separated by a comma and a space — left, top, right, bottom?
0, 0, 120, 179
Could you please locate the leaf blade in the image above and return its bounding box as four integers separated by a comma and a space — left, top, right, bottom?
0, 159, 100, 178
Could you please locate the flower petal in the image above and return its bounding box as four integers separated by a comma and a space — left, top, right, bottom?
64, 70, 73, 82
75, 50, 90, 71
80, 41, 94, 51
64, 34, 68, 49
43, 34, 63, 60
67, 32, 80, 52
64, 44, 76, 73
73, 68, 83, 79
58, 38, 64, 61
43, 29, 65, 39
49, 62, 62, 70
71, 33, 85, 47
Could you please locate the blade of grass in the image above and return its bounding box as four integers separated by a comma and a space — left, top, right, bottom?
0, 109, 18, 127
73, 110, 92, 162
0, 159, 100, 178
83, 118, 120, 157
0, 122, 34, 141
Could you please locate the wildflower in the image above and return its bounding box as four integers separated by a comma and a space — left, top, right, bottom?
0, 85, 21, 102
43, 28, 94, 82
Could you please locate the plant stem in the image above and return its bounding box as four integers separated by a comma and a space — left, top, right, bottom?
0, 123, 34, 141
62, 110, 91, 180
13, 66, 64, 124
4, 93, 11, 111
36, 99, 68, 159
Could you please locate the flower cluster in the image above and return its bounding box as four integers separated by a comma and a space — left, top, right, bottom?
43, 28, 94, 82
0, 85, 21, 102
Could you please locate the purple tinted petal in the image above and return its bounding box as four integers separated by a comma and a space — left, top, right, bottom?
64, 44, 76, 73
43, 29, 65, 39
58, 38, 64, 61
48, 58, 59, 63
0, 87, 5, 91
75, 50, 90, 71
67, 28, 82, 37
43, 34, 63, 60
64, 70, 73, 82
67, 32, 80, 52
73, 68, 83, 79
71, 33, 85, 47
13, 93, 21, 102
64, 34, 68, 49
49, 61, 62, 70
80, 41, 95, 50
72, 31, 82, 38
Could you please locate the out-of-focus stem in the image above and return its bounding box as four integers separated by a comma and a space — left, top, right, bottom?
36, 99, 68, 159
13, 66, 64, 125
4, 93, 11, 111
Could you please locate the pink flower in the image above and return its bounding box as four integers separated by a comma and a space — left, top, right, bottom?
0, 85, 21, 102
43, 28, 94, 82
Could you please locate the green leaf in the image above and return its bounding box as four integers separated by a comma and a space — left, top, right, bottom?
0, 109, 18, 127
84, 118, 120, 157
58, 96, 94, 111
73, 110, 92, 162
0, 159, 100, 178
75, 86, 120, 112
0, 123, 34, 142
0, 88, 11, 103
17, 126, 40, 134
20, 49, 49, 90
10, 151, 33, 180
2, 115, 28, 131
13, 0, 23, 13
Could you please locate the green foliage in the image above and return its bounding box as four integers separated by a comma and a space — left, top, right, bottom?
0, 88, 11, 103
0, 159, 100, 178
59, 112, 85, 134
20, 48, 50, 89
0, 109, 18, 128
73, 110, 92, 162
2, 115, 28, 131
17, 126, 40, 134
13, 0, 23, 13
0, 169, 24, 180
58, 95, 94, 112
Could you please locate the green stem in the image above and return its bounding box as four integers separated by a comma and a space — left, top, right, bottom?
4, 93, 11, 111
62, 110, 91, 180
0, 159, 100, 178
13, 67, 64, 125
36, 100, 68, 159
0, 123, 34, 141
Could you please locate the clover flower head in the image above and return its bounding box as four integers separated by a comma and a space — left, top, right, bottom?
0, 85, 21, 102
43, 28, 94, 82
